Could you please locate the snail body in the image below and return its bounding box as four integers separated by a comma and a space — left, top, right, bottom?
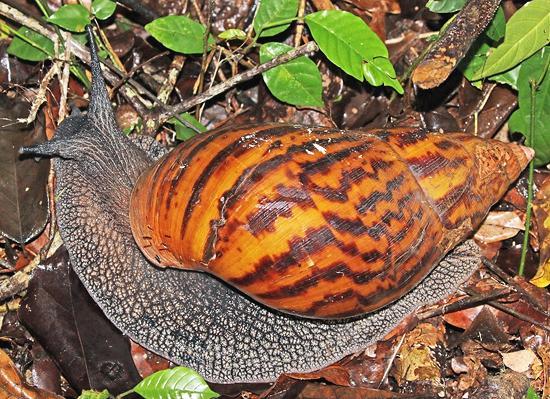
130, 125, 531, 319
21, 28, 532, 383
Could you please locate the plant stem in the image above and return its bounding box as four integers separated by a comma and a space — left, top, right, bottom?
114, 389, 134, 399
0, 21, 52, 56
518, 81, 537, 276
518, 54, 549, 276
256, 17, 301, 38
154, 40, 319, 132
33, 0, 51, 17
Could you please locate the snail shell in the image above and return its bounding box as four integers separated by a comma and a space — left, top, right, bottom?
130, 125, 532, 319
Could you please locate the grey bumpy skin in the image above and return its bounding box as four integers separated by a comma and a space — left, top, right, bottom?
23, 28, 482, 383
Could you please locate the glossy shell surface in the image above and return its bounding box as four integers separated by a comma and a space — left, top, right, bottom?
130, 125, 531, 318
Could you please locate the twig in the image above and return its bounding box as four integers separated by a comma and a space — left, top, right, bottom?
153, 40, 319, 132
417, 288, 512, 320
158, 55, 185, 104
482, 258, 550, 317
19, 62, 58, 124
0, 233, 62, 302
57, 36, 71, 122
472, 82, 496, 136
0, 2, 89, 65
116, 0, 159, 22
0, 3, 162, 116
111, 51, 169, 94
0, 258, 12, 269
488, 300, 550, 332
294, 0, 306, 47
378, 334, 405, 388
95, 20, 126, 72
412, 0, 502, 89
193, 0, 214, 121
384, 32, 436, 45
310, 0, 335, 10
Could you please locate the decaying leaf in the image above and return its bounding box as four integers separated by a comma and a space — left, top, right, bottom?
129, 340, 171, 379
0, 348, 63, 399
474, 210, 525, 243
393, 322, 444, 385
0, 94, 49, 244
531, 175, 550, 287
18, 247, 140, 393
502, 349, 540, 376
472, 370, 530, 398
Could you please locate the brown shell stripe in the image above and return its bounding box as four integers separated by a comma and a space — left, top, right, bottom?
130, 125, 531, 318
207, 128, 444, 317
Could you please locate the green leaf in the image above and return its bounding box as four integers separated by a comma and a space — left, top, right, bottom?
459, 40, 491, 85
218, 28, 246, 41
7, 27, 54, 61
47, 4, 90, 32
172, 113, 207, 141
254, 0, 299, 38
508, 47, 550, 166
485, 7, 505, 42
78, 390, 110, 399
72, 32, 89, 45
489, 63, 521, 90
305, 10, 387, 80
472, 0, 550, 79
362, 57, 403, 93
145, 16, 215, 54
92, 0, 116, 20
260, 42, 323, 107
425, 0, 466, 13
132, 366, 219, 399
458, 8, 505, 86
526, 386, 541, 399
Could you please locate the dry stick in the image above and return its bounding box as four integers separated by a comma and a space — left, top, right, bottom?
194, 0, 214, 121
191, 0, 207, 25
378, 333, 406, 389
416, 288, 512, 320
0, 0, 319, 135
0, 2, 89, 66
294, 0, 306, 47
412, 0, 502, 89
488, 300, 550, 332
482, 258, 550, 317
472, 82, 497, 136
0, 233, 63, 302
0, 3, 160, 115
20, 62, 58, 124
116, 0, 159, 22
158, 55, 185, 104
111, 51, 170, 95
57, 37, 71, 122
154, 40, 320, 132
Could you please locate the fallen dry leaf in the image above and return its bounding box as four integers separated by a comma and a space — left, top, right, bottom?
393, 322, 443, 385
456, 355, 487, 391
536, 344, 550, 397
0, 348, 63, 399
472, 370, 529, 398
129, 340, 171, 379
474, 211, 524, 243
502, 349, 539, 375
288, 364, 352, 387
531, 175, 550, 287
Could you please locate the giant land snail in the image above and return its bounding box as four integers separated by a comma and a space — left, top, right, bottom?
21, 27, 533, 383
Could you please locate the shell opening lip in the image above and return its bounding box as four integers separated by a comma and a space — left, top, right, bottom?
520, 145, 535, 161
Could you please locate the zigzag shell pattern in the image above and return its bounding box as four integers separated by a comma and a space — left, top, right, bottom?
130, 125, 531, 319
